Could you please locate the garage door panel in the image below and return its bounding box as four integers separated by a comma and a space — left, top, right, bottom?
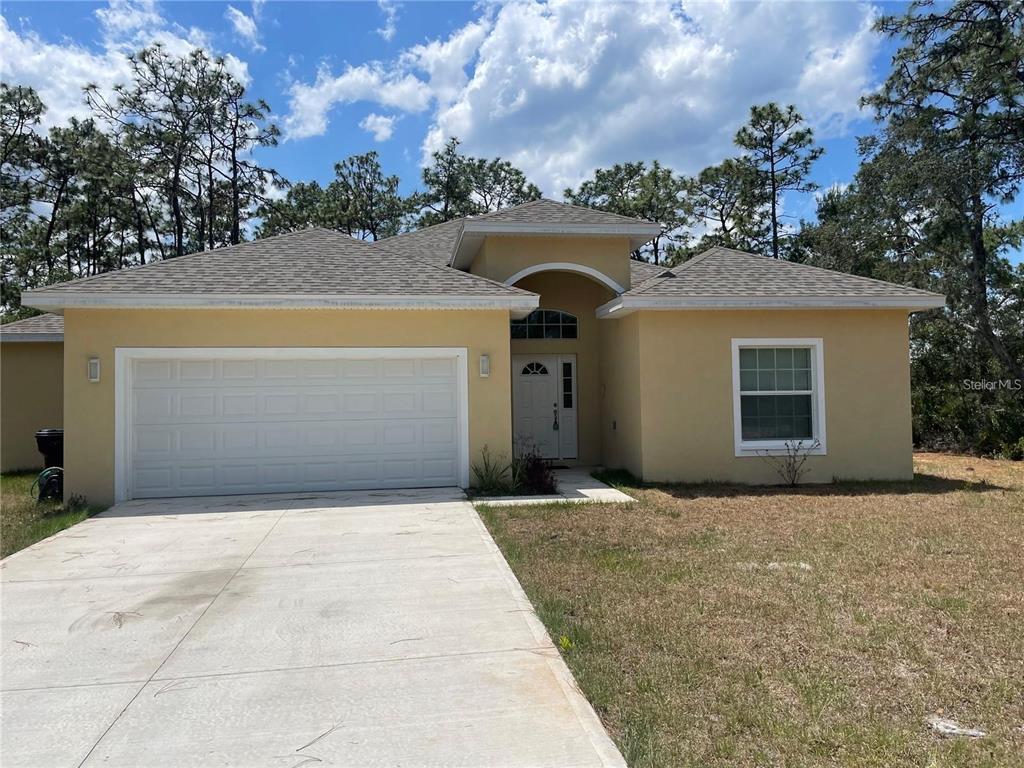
127, 353, 462, 498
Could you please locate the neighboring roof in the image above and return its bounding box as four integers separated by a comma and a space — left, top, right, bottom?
597, 247, 946, 316
0, 313, 64, 342
22, 228, 538, 315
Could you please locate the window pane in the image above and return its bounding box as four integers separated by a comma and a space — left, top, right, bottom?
776, 369, 794, 390
794, 348, 811, 368
758, 370, 776, 391
793, 369, 811, 390
563, 314, 577, 326
739, 349, 757, 369
776, 348, 793, 368
741, 395, 814, 441
543, 324, 561, 339
563, 324, 578, 339
757, 348, 775, 369
740, 370, 757, 391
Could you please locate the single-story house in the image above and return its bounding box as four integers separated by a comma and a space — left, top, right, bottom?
1, 313, 64, 472
18, 199, 945, 506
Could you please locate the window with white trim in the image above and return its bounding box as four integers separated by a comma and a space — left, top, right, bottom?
731, 339, 826, 455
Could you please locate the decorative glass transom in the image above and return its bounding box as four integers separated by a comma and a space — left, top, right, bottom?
521, 362, 549, 375
511, 310, 578, 339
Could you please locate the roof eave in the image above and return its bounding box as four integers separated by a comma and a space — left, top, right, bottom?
596, 294, 947, 318
0, 332, 63, 343
22, 291, 540, 317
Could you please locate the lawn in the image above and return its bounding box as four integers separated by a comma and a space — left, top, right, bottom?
1, 471, 101, 558
478, 453, 1024, 767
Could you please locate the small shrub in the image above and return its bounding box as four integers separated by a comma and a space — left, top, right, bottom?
758, 439, 820, 486
511, 447, 557, 495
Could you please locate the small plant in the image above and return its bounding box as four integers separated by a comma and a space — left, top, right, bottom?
758, 439, 820, 486
510, 446, 557, 495
471, 446, 513, 495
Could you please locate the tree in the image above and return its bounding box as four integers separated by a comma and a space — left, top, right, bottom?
413, 137, 541, 227
734, 103, 823, 259
467, 157, 541, 212
333, 151, 405, 240
688, 158, 757, 253
86, 44, 280, 257
859, 0, 1024, 382
256, 182, 335, 237
564, 161, 683, 264
415, 137, 476, 226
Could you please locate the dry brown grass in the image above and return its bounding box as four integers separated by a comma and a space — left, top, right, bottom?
478, 453, 1024, 767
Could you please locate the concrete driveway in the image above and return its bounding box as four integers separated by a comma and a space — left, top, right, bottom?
1, 489, 624, 768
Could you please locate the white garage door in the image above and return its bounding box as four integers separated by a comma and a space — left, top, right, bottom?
120, 349, 466, 499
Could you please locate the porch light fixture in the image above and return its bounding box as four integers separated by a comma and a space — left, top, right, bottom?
479, 354, 490, 378
87, 357, 101, 382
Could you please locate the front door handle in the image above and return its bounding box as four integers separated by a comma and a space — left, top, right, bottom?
552, 403, 559, 431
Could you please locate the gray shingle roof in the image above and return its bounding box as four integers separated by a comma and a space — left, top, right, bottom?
24, 228, 530, 299
466, 198, 660, 228
626, 247, 944, 300
370, 219, 462, 267
1, 313, 64, 339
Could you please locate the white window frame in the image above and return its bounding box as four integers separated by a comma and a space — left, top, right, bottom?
114, 347, 470, 502
730, 338, 826, 457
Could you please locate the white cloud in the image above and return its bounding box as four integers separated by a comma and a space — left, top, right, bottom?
377, 0, 399, 42
359, 113, 397, 141
284, 62, 431, 139
225, 5, 264, 53
421, 0, 881, 193
282, 0, 879, 194
0, 1, 251, 131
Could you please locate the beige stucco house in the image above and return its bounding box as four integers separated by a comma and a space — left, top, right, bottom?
17, 199, 945, 506
1, 314, 64, 472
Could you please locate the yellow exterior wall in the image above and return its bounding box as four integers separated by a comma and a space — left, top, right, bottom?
62, 308, 513, 506
509, 272, 614, 465
1, 342, 64, 471
631, 309, 914, 484
470, 235, 633, 291
598, 312, 643, 477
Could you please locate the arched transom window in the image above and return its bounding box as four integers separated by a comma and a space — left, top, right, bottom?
520, 362, 549, 375
511, 309, 578, 340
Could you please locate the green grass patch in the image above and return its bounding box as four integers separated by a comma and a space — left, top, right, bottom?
1, 472, 103, 558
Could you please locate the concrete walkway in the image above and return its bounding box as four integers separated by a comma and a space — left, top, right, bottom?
1, 488, 625, 768
477, 467, 636, 506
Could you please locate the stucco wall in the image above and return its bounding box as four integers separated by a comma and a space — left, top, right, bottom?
1, 342, 64, 472
632, 309, 914, 484
62, 308, 513, 506
509, 271, 615, 465
470, 235, 633, 291
598, 312, 644, 477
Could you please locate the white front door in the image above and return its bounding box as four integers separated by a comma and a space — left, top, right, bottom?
117, 348, 468, 500
512, 354, 577, 460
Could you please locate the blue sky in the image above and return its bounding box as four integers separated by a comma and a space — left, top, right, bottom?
2, 1, 1020, 262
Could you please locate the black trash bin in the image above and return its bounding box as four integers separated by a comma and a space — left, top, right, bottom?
35, 428, 64, 469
